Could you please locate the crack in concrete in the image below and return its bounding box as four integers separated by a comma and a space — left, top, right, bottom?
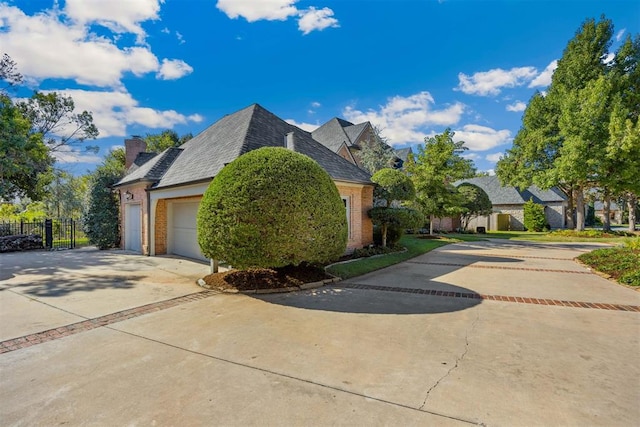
419, 311, 481, 412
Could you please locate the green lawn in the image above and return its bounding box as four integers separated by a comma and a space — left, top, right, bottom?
326, 235, 454, 279
326, 230, 638, 281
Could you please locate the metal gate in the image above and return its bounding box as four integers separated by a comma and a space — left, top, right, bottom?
44, 219, 76, 250
0, 219, 76, 250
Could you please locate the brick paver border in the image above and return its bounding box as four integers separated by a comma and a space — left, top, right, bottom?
0, 291, 216, 355
406, 261, 592, 274
338, 283, 640, 312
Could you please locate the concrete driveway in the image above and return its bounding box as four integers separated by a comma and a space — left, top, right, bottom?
1, 241, 639, 426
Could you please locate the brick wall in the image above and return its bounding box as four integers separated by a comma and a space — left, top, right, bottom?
335, 183, 374, 251
119, 184, 150, 254
154, 199, 167, 254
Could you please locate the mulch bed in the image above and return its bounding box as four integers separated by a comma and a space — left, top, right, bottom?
201, 264, 331, 292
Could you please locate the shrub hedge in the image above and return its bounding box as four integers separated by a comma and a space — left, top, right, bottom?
197, 147, 347, 269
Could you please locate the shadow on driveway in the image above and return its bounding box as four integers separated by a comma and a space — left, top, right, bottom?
254, 281, 481, 315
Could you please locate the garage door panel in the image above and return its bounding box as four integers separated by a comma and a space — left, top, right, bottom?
170, 202, 207, 261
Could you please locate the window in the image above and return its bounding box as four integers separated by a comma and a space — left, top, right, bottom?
342, 196, 351, 239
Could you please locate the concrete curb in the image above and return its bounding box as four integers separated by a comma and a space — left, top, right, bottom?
196, 276, 342, 294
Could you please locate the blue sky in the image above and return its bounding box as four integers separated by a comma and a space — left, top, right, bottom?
2, 0, 638, 175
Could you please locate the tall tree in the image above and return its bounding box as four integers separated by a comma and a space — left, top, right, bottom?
17, 92, 99, 152
457, 183, 493, 230
144, 129, 192, 153
0, 94, 53, 200
0, 53, 23, 93
369, 168, 418, 247
82, 149, 126, 249
356, 125, 397, 174
407, 129, 476, 234
43, 169, 89, 219
497, 16, 620, 231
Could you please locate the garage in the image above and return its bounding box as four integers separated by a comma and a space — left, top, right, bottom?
125, 204, 142, 253
168, 201, 208, 261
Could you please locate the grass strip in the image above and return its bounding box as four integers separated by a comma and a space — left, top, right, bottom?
326, 235, 453, 279
577, 247, 640, 286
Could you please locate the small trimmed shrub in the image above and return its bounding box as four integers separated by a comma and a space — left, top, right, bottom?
197, 147, 347, 269
523, 199, 547, 232
373, 224, 404, 247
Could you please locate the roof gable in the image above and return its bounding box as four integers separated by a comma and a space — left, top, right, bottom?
311, 117, 355, 152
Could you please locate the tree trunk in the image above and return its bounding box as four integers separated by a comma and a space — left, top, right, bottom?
381, 223, 388, 248
629, 194, 637, 233
602, 193, 611, 231
574, 187, 585, 231
429, 215, 434, 235
563, 186, 575, 229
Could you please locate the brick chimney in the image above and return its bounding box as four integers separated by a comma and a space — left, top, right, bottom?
125, 136, 147, 169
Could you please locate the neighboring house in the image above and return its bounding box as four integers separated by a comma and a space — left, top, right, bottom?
311, 118, 412, 170
594, 200, 622, 224
114, 104, 374, 261
454, 176, 568, 231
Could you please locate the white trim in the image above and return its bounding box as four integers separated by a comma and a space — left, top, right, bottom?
149, 182, 211, 201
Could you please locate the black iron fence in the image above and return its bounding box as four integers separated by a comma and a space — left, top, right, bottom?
0, 219, 76, 250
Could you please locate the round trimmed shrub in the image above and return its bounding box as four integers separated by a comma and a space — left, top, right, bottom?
197, 147, 347, 269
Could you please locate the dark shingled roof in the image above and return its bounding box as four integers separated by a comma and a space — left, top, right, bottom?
456, 176, 566, 205
344, 122, 368, 144
115, 104, 371, 189
311, 117, 353, 152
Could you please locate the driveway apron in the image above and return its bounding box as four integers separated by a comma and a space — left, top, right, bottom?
1, 240, 638, 426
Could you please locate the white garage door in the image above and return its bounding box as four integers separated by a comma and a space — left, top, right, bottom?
169, 202, 208, 261
125, 204, 142, 253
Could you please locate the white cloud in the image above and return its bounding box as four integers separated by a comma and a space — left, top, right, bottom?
0, 3, 191, 88
157, 59, 193, 80
528, 60, 557, 88
506, 101, 526, 112
342, 92, 465, 145
462, 152, 481, 160
298, 7, 339, 35
216, 0, 339, 35
216, 0, 298, 22
64, 0, 162, 43
457, 67, 537, 96
311, 101, 321, 108
48, 89, 203, 138
452, 124, 511, 151
176, 31, 185, 44
616, 28, 626, 42
286, 119, 318, 132
485, 152, 503, 163
603, 52, 615, 64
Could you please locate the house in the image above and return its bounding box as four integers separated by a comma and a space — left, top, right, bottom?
311, 118, 412, 170
454, 176, 568, 231
594, 200, 622, 224
113, 104, 374, 261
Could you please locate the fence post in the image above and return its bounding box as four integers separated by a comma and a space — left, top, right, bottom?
71, 219, 75, 249
45, 219, 53, 249
20, 219, 24, 235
